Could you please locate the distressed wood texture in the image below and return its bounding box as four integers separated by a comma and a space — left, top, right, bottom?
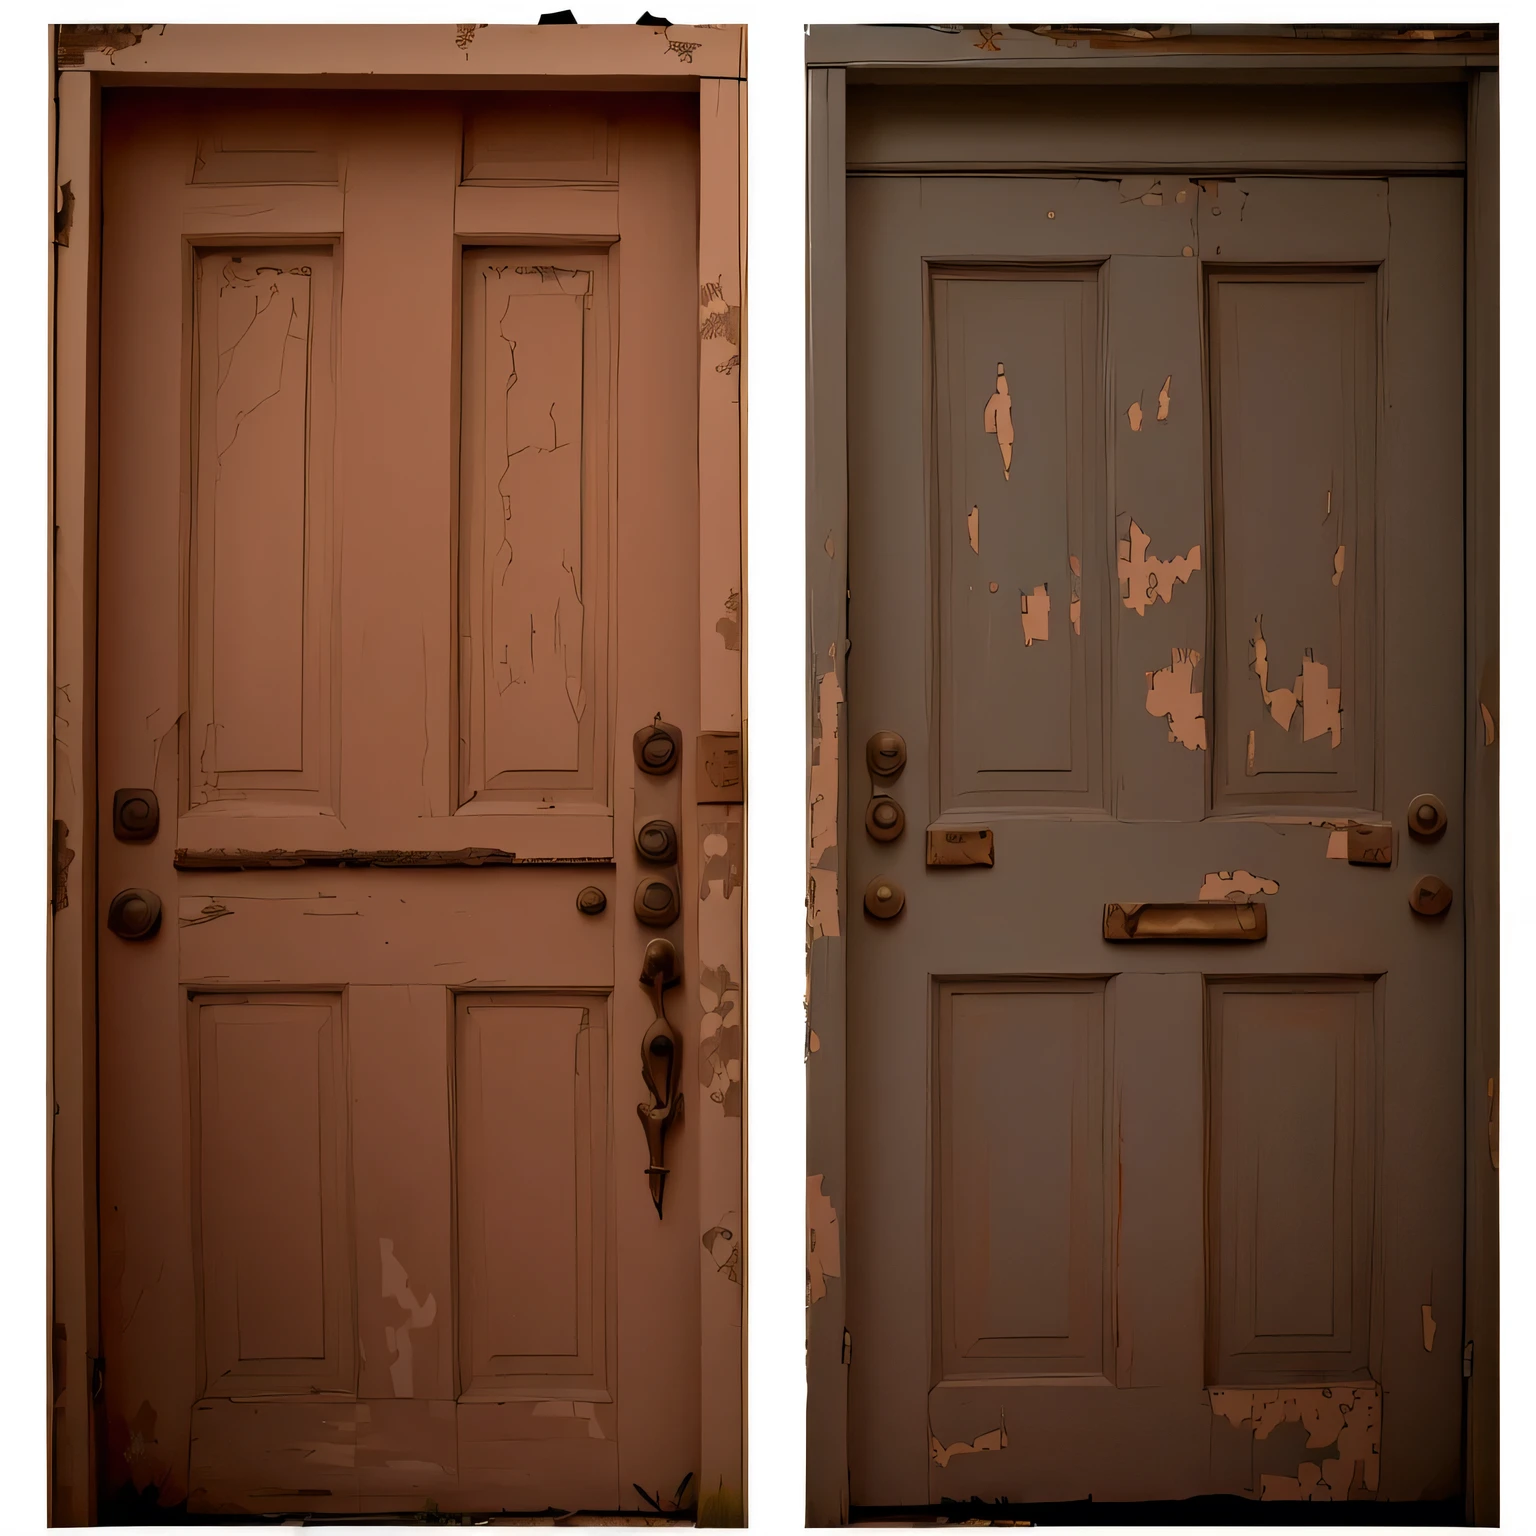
50, 65, 102, 1530
932, 268, 1105, 811
93, 89, 713, 1521
694, 73, 746, 1525
63, 23, 745, 80
806, 64, 852, 1531
935, 982, 1106, 1379
1463, 67, 1497, 1530
1206, 981, 1378, 1384
841, 133, 1464, 1512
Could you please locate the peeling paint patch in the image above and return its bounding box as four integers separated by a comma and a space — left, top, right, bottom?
807, 1175, 841, 1305
1157, 375, 1172, 421
1020, 585, 1050, 646
715, 588, 740, 651
1145, 648, 1206, 750
699, 819, 744, 901
1422, 1304, 1436, 1351
1332, 545, 1346, 587
1117, 519, 1200, 615
1252, 618, 1342, 747
1209, 1384, 1379, 1502
983, 364, 1014, 480
697, 962, 742, 1116
1069, 554, 1082, 634
966, 504, 979, 553
809, 661, 842, 940
1119, 176, 1165, 207
1126, 399, 1144, 433
703, 1211, 741, 1285
1245, 729, 1256, 775
1199, 869, 1279, 901
931, 1414, 1008, 1469
380, 1238, 437, 1399
1481, 702, 1496, 745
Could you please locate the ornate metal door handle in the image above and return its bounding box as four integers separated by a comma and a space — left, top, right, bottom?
637, 938, 682, 1217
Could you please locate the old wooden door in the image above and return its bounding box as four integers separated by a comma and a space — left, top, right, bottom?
844, 116, 1465, 1506
96, 87, 707, 1517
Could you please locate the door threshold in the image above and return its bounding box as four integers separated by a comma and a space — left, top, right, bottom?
850, 1493, 1465, 1526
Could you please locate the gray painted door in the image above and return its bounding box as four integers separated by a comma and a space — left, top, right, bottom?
845, 169, 1464, 1506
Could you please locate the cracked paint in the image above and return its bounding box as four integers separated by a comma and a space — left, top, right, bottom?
697, 962, 742, 1117
983, 364, 1014, 480
931, 1414, 1008, 1469
380, 1238, 437, 1398
716, 587, 740, 651
1200, 869, 1279, 901
966, 504, 979, 553
1117, 519, 1200, 615
807, 1175, 841, 1305
1020, 585, 1050, 646
1145, 648, 1206, 750
703, 1211, 741, 1285
1210, 1384, 1380, 1502
1251, 618, 1342, 747
483, 263, 589, 766
808, 659, 842, 940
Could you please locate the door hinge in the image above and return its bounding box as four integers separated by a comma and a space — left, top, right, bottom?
841, 1328, 852, 1367
1463, 1340, 1474, 1379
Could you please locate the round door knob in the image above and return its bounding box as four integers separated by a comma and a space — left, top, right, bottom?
864, 875, 906, 920
575, 885, 607, 916
1407, 793, 1448, 841
635, 876, 680, 927
634, 719, 681, 776
866, 730, 907, 778
865, 796, 905, 842
636, 819, 679, 863
107, 888, 162, 941
1409, 875, 1453, 917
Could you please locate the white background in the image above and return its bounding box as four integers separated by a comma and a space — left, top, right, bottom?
1, 3, 1528, 1531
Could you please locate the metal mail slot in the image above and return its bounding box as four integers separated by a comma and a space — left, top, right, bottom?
1103, 901, 1267, 942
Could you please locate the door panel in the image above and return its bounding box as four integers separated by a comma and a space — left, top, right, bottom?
97, 88, 702, 1517
847, 150, 1463, 1508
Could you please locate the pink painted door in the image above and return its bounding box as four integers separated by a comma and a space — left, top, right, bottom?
843, 159, 1465, 1506
96, 87, 706, 1518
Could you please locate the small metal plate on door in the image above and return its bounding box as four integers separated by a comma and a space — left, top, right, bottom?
1346, 823, 1393, 866
926, 827, 993, 867
697, 732, 743, 802
1104, 901, 1266, 942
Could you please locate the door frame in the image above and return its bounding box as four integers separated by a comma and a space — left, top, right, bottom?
804, 25, 1497, 1525
47, 23, 747, 1525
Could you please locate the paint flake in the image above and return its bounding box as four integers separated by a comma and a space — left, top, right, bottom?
1252, 618, 1342, 747
1481, 702, 1496, 745
983, 364, 1014, 480
807, 1175, 841, 1304
1199, 869, 1279, 901
1069, 554, 1082, 635
931, 1415, 1009, 1469
967, 504, 979, 553
1209, 1384, 1380, 1502
1157, 375, 1172, 421
1126, 399, 1144, 433
1020, 585, 1050, 646
1117, 520, 1200, 615
380, 1238, 437, 1399
1332, 545, 1346, 586
1145, 648, 1206, 750
808, 662, 842, 940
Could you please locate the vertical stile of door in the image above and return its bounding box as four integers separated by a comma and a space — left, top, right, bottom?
697, 73, 746, 1523
804, 64, 850, 1531
49, 65, 101, 1530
